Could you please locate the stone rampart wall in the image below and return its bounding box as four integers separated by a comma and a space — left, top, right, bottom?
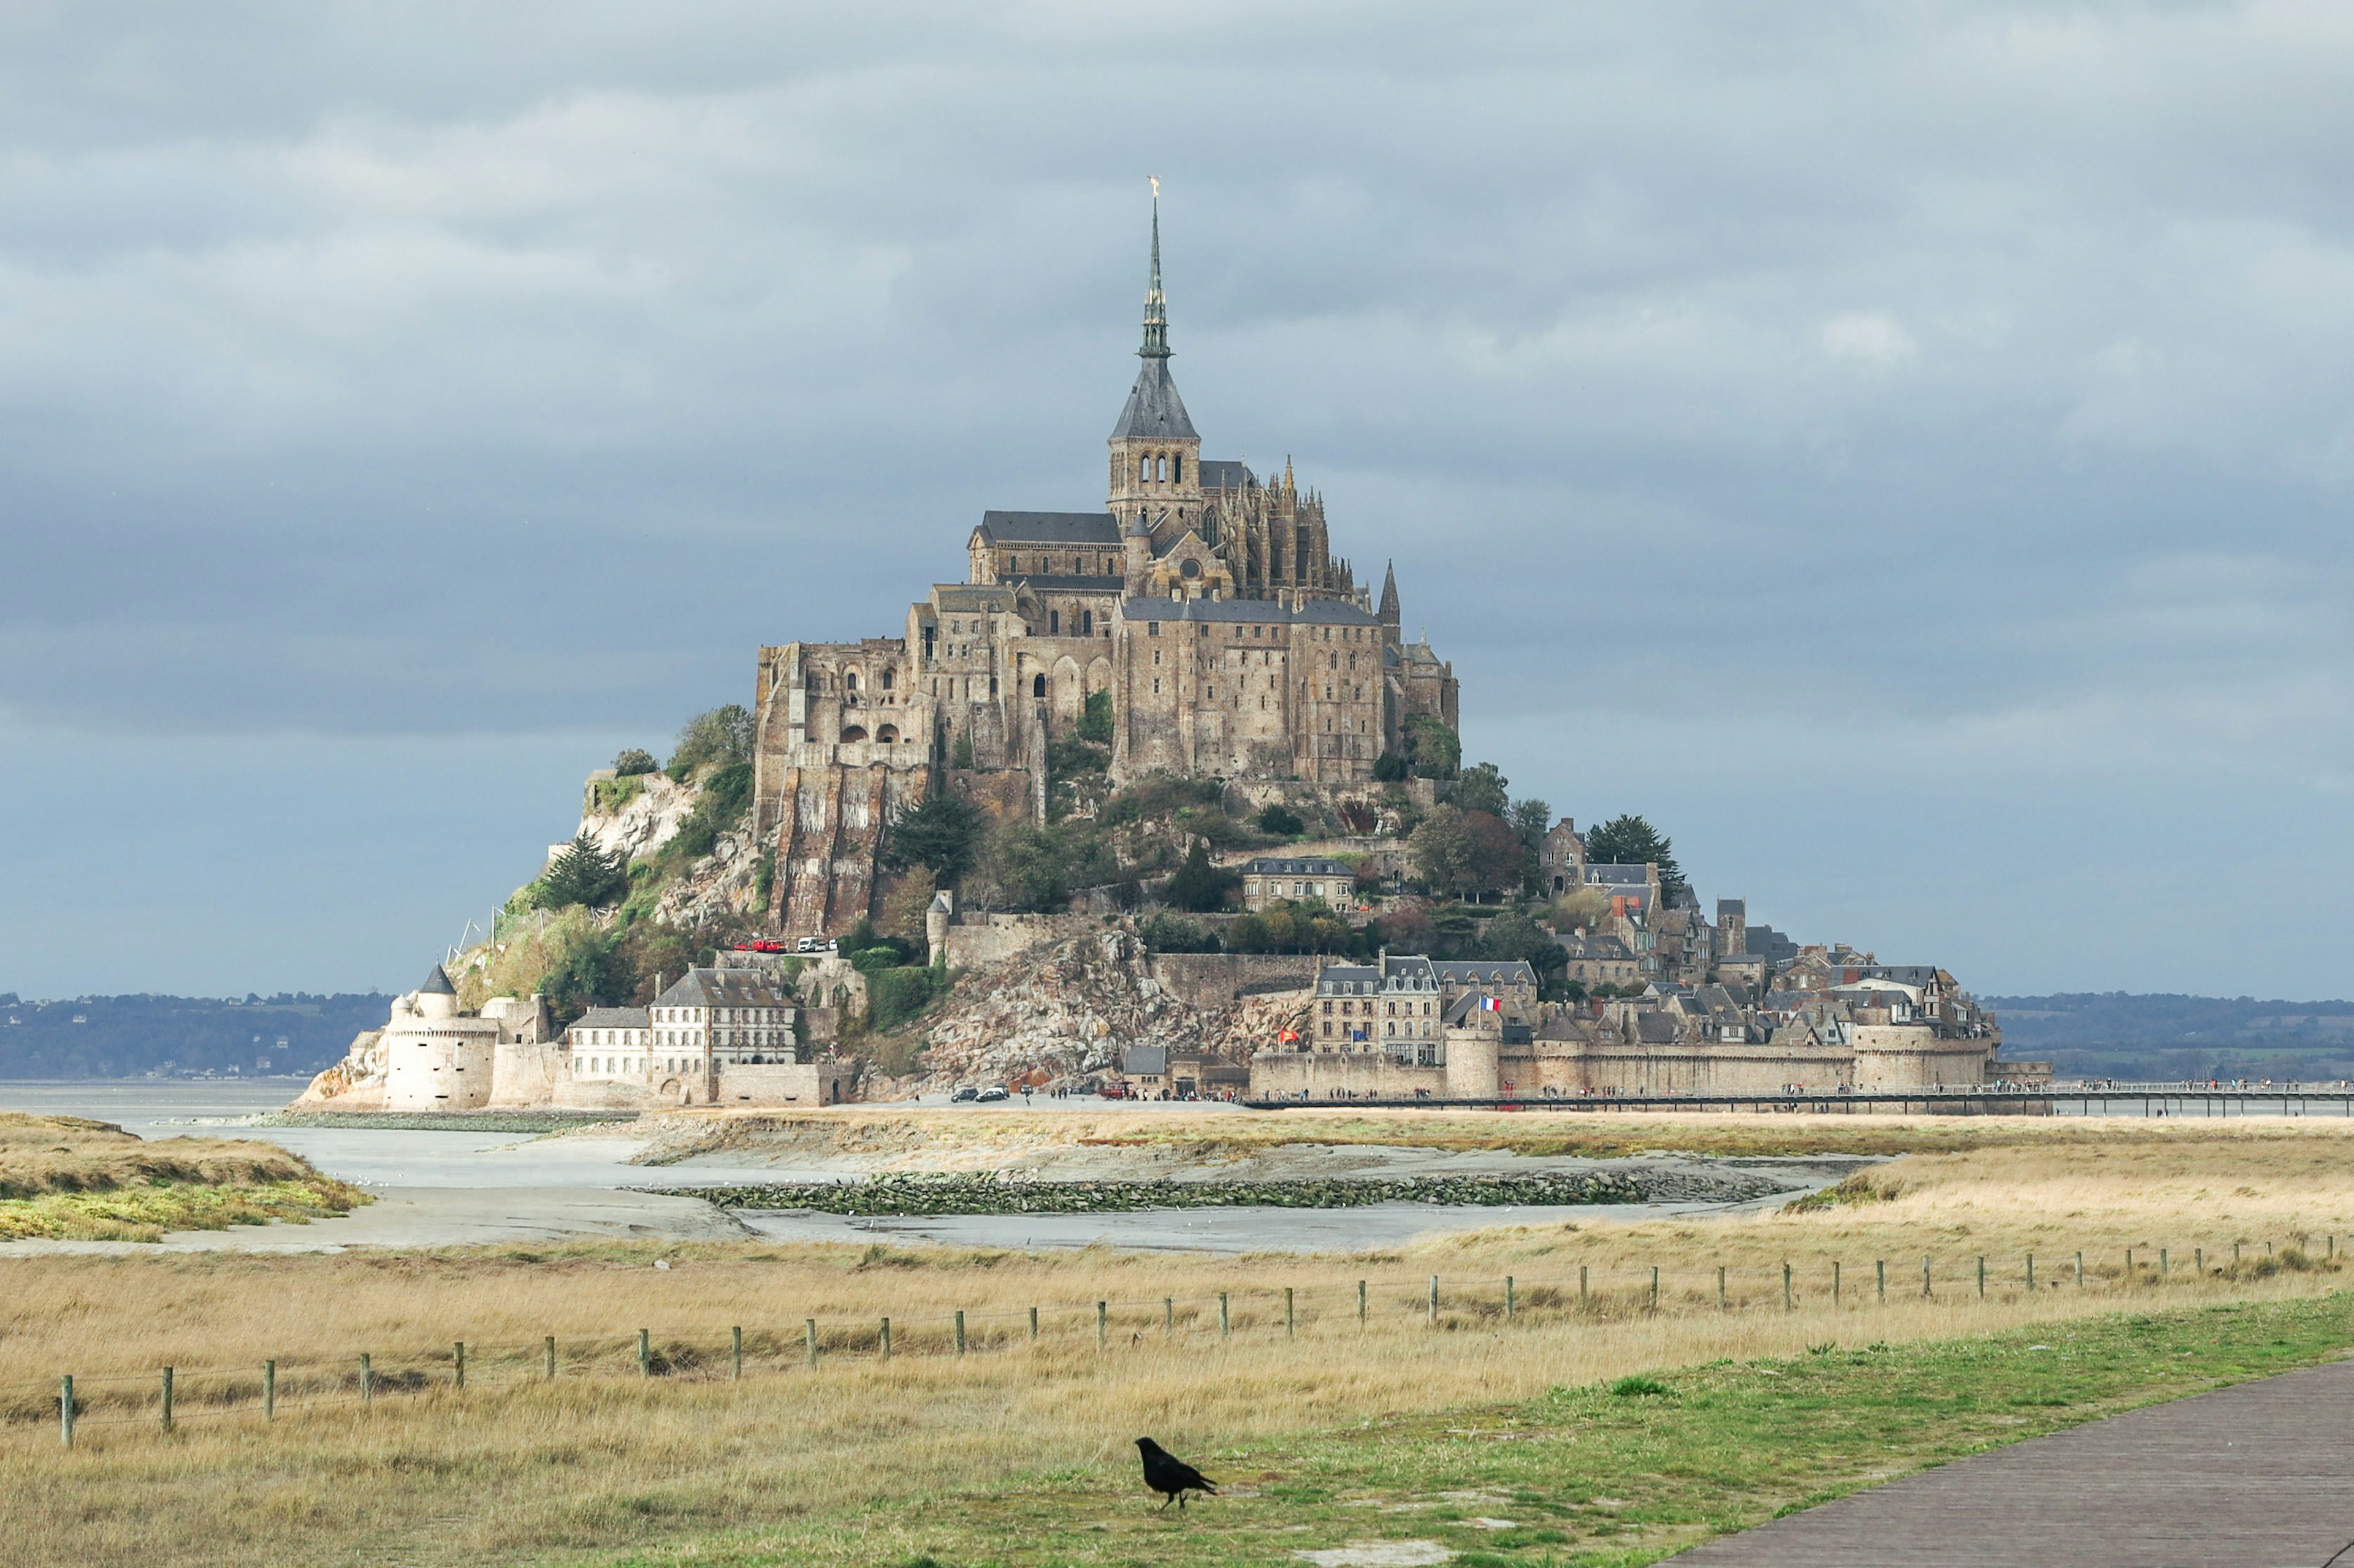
1145, 952, 1318, 1010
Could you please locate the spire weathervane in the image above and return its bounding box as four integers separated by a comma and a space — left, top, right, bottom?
1140, 176, 1169, 360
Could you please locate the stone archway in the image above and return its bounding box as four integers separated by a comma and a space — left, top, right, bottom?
1052, 655, 1084, 721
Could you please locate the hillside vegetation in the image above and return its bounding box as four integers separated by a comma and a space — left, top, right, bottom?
0, 1113, 365, 1242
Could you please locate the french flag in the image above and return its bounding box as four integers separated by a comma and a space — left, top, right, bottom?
1480, 996, 1502, 1012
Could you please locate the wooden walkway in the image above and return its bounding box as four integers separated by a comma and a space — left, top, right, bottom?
1672, 1358, 2354, 1566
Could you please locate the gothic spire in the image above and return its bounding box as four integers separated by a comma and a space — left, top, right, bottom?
1111, 178, 1196, 441
1379, 560, 1401, 627
1140, 177, 1169, 360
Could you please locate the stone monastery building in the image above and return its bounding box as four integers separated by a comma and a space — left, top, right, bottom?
752, 198, 1460, 938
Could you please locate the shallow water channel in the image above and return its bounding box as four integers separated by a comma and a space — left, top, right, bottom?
0, 1079, 1834, 1254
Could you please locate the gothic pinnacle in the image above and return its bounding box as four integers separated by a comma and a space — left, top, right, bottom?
1140, 175, 1169, 360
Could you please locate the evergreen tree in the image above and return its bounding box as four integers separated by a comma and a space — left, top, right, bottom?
538, 834, 630, 910
1161, 840, 1240, 912
1583, 813, 1688, 902
883, 794, 986, 883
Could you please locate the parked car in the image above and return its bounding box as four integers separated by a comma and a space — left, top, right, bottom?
949, 1086, 978, 1103
1097, 1081, 1129, 1099
975, 1086, 1009, 1103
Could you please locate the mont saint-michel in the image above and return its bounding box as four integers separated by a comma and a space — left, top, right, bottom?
297, 205, 2037, 1117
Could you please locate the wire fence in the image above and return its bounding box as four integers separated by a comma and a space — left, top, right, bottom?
15, 1231, 2341, 1445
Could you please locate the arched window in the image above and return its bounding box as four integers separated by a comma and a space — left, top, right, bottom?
845, 670, 859, 690
1138, 455, 1149, 483
1171, 454, 1183, 484
876, 724, 899, 744
1156, 454, 1167, 482
880, 669, 894, 690
1032, 673, 1046, 698
840, 725, 869, 742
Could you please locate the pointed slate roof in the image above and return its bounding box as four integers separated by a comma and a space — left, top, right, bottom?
1378, 561, 1401, 626
1111, 189, 1198, 441
419, 964, 457, 996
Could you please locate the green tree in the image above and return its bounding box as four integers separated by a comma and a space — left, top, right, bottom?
1078, 689, 1114, 744
951, 729, 977, 769
1450, 762, 1510, 818
883, 794, 986, 883
1400, 714, 1460, 780
537, 834, 630, 910
668, 704, 753, 778
978, 822, 1069, 913
1161, 840, 1240, 913
1221, 899, 1353, 954
1409, 804, 1477, 897
1372, 751, 1409, 782
612, 748, 658, 777
1507, 797, 1552, 854
1584, 813, 1689, 903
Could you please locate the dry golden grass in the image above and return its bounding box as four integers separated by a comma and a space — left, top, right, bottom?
7, 1112, 2354, 1567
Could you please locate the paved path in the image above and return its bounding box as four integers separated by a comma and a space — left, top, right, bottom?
1674, 1357, 2354, 1567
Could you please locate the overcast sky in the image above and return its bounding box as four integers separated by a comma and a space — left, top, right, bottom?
4, 2, 2350, 1000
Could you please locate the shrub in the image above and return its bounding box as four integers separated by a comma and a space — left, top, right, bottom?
1139, 914, 1219, 953
612, 748, 658, 777
1254, 803, 1306, 837
1077, 689, 1113, 744
668, 761, 754, 865
1372, 751, 1409, 782
868, 965, 947, 1031
1609, 1375, 1669, 1398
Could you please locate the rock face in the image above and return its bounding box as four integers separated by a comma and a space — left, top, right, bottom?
290, 1030, 389, 1109
580, 774, 701, 864
655, 820, 776, 926
896, 923, 1298, 1094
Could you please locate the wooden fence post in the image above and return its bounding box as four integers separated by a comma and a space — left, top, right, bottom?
2025, 1254, 2034, 1291
1876, 1260, 1886, 1303
955, 1311, 967, 1355
639, 1330, 652, 1378
2074, 1251, 2083, 1287
1977, 1256, 1986, 1298
544, 1336, 556, 1382
1783, 1262, 1792, 1310
59, 1376, 73, 1448
1220, 1293, 1231, 1339
1166, 1297, 1176, 1334
1921, 1256, 1932, 1298
161, 1366, 173, 1432
454, 1341, 465, 1391
1580, 1265, 1589, 1306
1429, 1276, 1439, 1325
2126, 1247, 2134, 1277
264, 1360, 276, 1422
1285, 1288, 1295, 1337
1506, 1276, 1516, 1321
1097, 1301, 1108, 1350
361, 1354, 373, 1407
1832, 1261, 1840, 1305
2160, 1248, 2169, 1279
733, 1326, 743, 1380
880, 1319, 891, 1361
1357, 1280, 1366, 1324
2196, 1247, 2204, 1275
806, 1319, 818, 1369
1717, 1266, 1726, 1309
1028, 1306, 1038, 1342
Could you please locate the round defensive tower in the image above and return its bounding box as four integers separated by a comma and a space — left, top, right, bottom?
381, 964, 501, 1111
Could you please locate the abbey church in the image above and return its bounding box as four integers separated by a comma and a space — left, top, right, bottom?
750, 201, 1460, 938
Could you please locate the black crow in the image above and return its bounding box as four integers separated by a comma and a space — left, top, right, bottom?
1135, 1436, 1217, 1510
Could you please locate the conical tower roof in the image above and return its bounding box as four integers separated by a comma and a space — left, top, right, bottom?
418, 964, 457, 996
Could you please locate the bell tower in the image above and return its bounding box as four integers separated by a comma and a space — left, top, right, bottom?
1108, 180, 1202, 546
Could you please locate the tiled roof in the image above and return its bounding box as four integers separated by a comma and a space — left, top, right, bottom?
974, 511, 1121, 545
653, 968, 795, 1010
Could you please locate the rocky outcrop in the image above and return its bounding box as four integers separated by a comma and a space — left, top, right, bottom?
289, 1029, 389, 1109
580, 774, 701, 864
653, 818, 776, 926
886, 922, 1306, 1094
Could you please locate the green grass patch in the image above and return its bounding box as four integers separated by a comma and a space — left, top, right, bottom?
0, 1176, 366, 1243
608, 1292, 2354, 1567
